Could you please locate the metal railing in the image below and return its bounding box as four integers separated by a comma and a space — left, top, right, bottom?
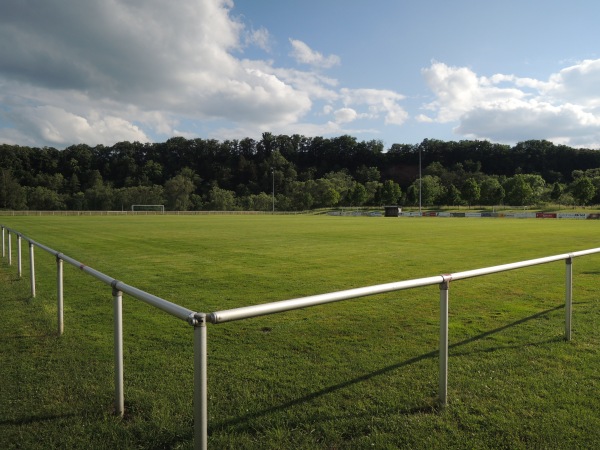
2, 224, 599, 450
1, 225, 204, 446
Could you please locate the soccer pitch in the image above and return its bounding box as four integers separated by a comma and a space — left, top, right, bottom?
2, 215, 600, 449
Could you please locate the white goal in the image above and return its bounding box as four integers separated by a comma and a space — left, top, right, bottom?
131, 204, 165, 214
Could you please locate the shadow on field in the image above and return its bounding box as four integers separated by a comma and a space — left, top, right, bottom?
0, 412, 79, 426
212, 304, 565, 432
0, 331, 55, 341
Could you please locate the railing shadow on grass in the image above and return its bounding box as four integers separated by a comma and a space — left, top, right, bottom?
0, 412, 80, 427
211, 303, 566, 433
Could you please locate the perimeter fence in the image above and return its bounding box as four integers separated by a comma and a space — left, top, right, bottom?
1, 209, 600, 219
2, 223, 600, 450
0, 210, 307, 216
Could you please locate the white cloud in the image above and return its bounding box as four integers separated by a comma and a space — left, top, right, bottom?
415, 114, 434, 123
0, 0, 314, 147
0, 0, 408, 148
6, 105, 149, 146
322, 105, 334, 115
340, 88, 408, 125
548, 59, 600, 107
420, 59, 600, 148
245, 27, 271, 52
289, 39, 341, 69
420, 62, 527, 123
261, 63, 339, 101
334, 108, 358, 123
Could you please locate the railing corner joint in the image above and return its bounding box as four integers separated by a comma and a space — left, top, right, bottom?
440, 274, 452, 290
189, 312, 206, 327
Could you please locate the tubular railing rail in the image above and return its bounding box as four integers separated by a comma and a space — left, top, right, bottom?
2, 223, 600, 450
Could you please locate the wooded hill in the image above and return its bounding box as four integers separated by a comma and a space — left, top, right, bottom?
2, 134, 600, 211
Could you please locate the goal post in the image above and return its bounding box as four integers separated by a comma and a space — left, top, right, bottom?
131, 205, 165, 214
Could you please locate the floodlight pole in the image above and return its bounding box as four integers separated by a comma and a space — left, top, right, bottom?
419, 145, 422, 215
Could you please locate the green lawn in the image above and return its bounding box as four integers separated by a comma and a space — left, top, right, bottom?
1, 215, 600, 449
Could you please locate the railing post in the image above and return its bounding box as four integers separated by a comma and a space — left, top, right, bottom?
439, 275, 451, 406
1, 226, 5, 258
17, 234, 22, 278
565, 257, 573, 341
7, 230, 11, 265
57, 256, 64, 335
193, 313, 208, 450
113, 284, 124, 417
29, 242, 36, 297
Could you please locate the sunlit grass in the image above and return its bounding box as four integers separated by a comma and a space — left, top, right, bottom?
1, 215, 600, 448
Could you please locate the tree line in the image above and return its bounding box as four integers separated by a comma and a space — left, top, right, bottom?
2, 134, 600, 211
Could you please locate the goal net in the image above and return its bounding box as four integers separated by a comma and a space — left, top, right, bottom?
131, 204, 165, 214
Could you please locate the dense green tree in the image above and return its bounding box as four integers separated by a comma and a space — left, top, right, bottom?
521, 174, 546, 204
83, 171, 114, 210
60, 144, 93, 179
558, 192, 575, 207
479, 177, 505, 206
288, 181, 315, 211
67, 174, 81, 195
0, 169, 26, 209
409, 175, 445, 206
114, 185, 165, 210
364, 181, 382, 205
550, 182, 563, 202
33, 172, 65, 192
462, 178, 481, 208
354, 165, 381, 183
313, 179, 341, 207
208, 185, 237, 211
504, 175, 535, 206
323, 171, 354, 205
164, 174, 195, 211
68, 192, 86, 211
141, 160, 164, 185
4, 135, 600, 211
247, 192, 272, 211
571, 176, 595, 206
379, 180, 402, 205
424, 161, 446, 178
444, 184, 462, 206
348, 182, 368, 206
26, 186, 65, 210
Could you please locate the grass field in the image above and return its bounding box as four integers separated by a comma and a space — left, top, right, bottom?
2, 215, 600, 449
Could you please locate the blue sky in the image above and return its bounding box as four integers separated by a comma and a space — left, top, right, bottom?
1, 0, 600, 150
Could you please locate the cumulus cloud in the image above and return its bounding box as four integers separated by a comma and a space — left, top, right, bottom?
289, 39, 341, 69
0, 0, 408, 148
548, 59, 600, 107
420, 60, 600, 148
334, 108, 358, 123
0, 0, 314, 146
420, 62, 527, 123
340, 88, 408, 125
245, 27, 272, 52
15, 106, 149, 145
